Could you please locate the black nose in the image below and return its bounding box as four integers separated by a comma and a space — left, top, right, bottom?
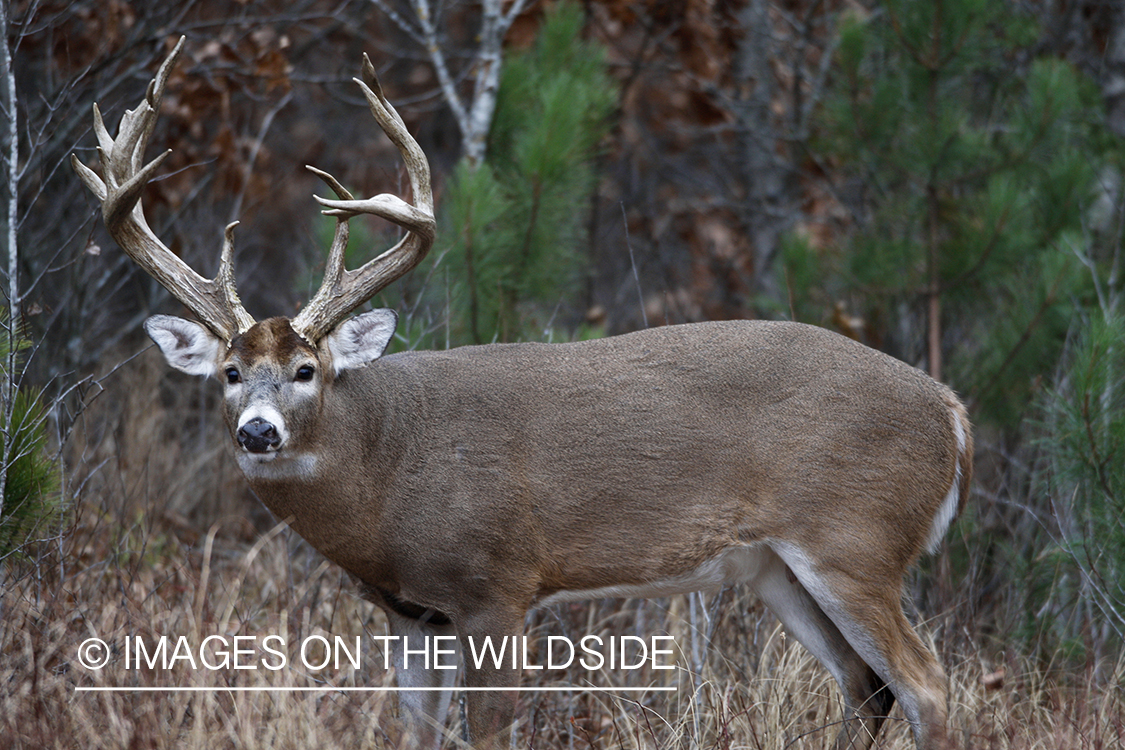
238, 417, 280, 453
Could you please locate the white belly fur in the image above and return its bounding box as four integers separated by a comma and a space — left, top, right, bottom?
536, 544, 772, 608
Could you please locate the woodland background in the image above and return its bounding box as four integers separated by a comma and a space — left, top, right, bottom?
1, 0, 1124, 747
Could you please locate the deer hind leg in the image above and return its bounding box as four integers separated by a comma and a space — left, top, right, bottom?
772, 547, 950, 750
752, 549, 895, 750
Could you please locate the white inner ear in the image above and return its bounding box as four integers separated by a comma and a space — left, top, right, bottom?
325, 309, 399, 374
144, 315, 223, 377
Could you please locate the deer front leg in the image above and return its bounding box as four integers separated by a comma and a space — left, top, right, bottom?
458, 610, 524, 750
383, 609, 460, 750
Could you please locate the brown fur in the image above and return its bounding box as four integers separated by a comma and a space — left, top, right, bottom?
226, 317, 318, 364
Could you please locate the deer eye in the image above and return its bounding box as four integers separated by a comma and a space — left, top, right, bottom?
224, 367, 241, 385
295, 365, 315, 382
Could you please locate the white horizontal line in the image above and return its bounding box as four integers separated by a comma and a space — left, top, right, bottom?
76, 686, 677, 693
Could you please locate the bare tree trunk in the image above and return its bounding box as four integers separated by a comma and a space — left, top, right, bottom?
1103, 3, 1125, 139
462, 0, 508, 167
733, 0, 792, 309
0, 1, 16, 521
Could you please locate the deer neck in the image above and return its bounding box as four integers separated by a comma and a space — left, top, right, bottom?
234, 364, 418, 563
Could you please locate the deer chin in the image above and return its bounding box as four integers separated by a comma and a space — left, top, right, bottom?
237, 448, 319, 482
242, 446, 280, 460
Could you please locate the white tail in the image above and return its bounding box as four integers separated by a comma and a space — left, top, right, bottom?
75, 41, 971, 750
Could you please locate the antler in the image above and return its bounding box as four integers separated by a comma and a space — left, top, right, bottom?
289, 54, 436, 344
71, 37, 255, 343
74, 40, 434, 346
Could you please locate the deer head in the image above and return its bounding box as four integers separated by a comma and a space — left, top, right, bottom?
72, 38, 433, 467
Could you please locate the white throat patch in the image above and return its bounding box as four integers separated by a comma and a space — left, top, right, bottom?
237, 450, 319, 482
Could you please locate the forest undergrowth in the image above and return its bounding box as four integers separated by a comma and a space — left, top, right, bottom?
0, 353, 1122, 750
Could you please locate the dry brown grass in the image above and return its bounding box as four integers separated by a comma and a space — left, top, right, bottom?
5, 508, 1124, 749
2, 354, 1123, 749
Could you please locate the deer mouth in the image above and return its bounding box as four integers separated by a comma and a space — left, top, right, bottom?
241, 440, 282, 457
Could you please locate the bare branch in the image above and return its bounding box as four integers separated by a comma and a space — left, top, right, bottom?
370, 0, 535, 166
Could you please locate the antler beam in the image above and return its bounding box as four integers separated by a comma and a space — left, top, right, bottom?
71, 37, 255, 343
289, 54, 436, 344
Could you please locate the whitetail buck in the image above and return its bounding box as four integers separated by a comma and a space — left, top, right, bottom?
74, 38, 971, 750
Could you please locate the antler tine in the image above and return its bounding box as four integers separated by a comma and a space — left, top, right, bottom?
71, 36, 255, 343
306, 166, 354, 297
290, 59, 436, 344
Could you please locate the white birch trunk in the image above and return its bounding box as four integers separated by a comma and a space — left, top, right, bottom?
372, 0, 531, 168
0, 2, 17, 522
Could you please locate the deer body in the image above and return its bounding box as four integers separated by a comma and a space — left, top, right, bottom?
238, 318, 961, 611
203, 314, 969, 750
75, 40, 970, 750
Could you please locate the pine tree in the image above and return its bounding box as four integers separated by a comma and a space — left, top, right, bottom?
790, 0, 1108, 428
387, 3, 617, 347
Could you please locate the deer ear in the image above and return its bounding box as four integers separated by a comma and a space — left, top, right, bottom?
144, 315, 223, 377
325, 309, 398, 374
